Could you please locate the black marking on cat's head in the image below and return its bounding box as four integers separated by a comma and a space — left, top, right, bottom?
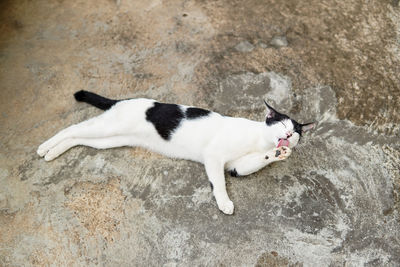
291, 119, 316, 136
145, 102, 185, 140
292, 119, 303, 135
186, 107, 211, 119
264, 100, 290, 126
264, 100, 316, 136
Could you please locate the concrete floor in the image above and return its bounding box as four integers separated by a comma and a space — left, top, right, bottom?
1, 0, 400, 266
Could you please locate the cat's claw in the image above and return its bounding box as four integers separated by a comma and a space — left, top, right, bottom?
218, 200, 234, 215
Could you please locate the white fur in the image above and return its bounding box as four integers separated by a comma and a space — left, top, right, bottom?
38, 98, 300, 214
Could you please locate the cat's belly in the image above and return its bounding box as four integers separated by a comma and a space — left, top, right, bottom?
144, 140, 204, 163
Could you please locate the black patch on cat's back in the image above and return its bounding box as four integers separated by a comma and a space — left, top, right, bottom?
186, 107, 211, 119
146, 102, 184, 140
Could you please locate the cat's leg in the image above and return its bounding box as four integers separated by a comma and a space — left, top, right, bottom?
43, 136, 135, 161
204, 158, 234, 215
226, 152, 269, 177
226, 146, 292, 177
38, 112, 123, 157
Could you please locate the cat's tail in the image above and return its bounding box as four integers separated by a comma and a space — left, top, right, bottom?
74, 90, 120, 110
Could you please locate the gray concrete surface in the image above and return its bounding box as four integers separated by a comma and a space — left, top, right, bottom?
1, 0, 400, 266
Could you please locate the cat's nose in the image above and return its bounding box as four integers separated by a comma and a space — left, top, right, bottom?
286, 132, 292, 138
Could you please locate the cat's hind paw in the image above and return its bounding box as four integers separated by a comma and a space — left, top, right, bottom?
218, 200, 234, 215
43, 142, 69, 161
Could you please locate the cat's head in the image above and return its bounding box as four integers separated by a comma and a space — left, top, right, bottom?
264, 100, 315, 148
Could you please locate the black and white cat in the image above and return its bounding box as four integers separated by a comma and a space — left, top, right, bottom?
37, 91, 315, 214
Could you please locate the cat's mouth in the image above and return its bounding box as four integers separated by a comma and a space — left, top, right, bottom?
277, 138, 289, 147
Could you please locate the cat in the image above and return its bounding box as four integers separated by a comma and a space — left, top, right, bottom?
37, 90, 315, 214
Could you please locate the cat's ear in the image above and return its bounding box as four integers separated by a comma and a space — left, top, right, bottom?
301, 122, 316, 133
264, 100, 278, 119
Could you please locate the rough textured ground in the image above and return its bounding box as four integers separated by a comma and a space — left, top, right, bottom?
1, 0, 399, 266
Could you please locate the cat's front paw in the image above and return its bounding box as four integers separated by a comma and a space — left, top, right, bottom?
273, 146, 292, 160
218, 200, 234, 215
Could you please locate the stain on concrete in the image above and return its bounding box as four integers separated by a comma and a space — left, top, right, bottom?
256, 251, 302, 267
64, 178, 125, 242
